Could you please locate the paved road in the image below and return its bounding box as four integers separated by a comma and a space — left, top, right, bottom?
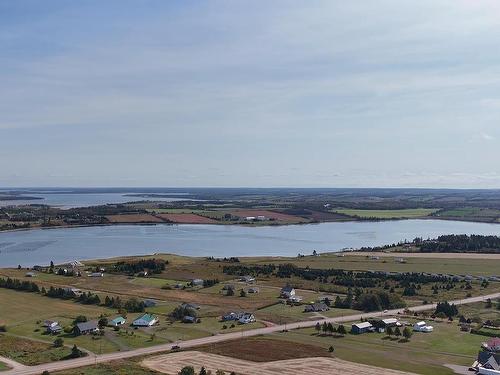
4, 292, 500, 375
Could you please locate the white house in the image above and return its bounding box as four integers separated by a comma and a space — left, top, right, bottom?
191, 278, 204, 286
238, 313, 256, 324
280, 286, 295, 298
413, 321, 433, 332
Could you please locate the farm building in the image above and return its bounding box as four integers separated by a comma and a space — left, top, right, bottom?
413, 321, 434, 332
381, 318, 401, 328
351, 322, 374, 334
133, 313, 159, 327
109, 316, 126, 327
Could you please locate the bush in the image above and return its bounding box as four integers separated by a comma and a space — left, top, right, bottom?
178, 366, 195, 375
53, 337, 64, 347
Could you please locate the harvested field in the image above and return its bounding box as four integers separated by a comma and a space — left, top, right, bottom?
156, 213, 218, 224
229, 210, 304, 222
306, 210, 353, 221
142, 351, 418, 375
105, 214, 164, 223
195, 337, 328, 362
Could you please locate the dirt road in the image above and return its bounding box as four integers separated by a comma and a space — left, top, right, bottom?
4, 291, 500, 375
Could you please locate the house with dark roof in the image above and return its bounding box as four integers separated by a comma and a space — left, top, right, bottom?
476, 351, 500, 372
222, 312, 244, 321
351, 322, 374, 334
75, 321, 99, 335
304, 302, 329, 313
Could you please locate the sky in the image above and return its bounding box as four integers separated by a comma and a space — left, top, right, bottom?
1, 0, 500, 188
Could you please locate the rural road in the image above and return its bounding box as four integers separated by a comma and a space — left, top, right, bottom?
4, 292, 500, 375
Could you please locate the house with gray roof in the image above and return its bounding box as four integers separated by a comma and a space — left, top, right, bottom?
75, 321, 99, 335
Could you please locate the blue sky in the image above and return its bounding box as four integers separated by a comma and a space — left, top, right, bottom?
2, 0, 500, 187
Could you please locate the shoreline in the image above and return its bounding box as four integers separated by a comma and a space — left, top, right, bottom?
2, 215, 500, 235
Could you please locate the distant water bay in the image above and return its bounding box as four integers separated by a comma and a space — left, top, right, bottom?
2, 220, 500, 267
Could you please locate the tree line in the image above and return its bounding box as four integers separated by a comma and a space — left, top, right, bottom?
0, 277, 145, 312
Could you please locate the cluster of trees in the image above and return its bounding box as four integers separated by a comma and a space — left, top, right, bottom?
207, 257, 240, 263
386, 326, 413, 341
203, 279, 219, 288
331, 289, 405, 312
434, 301, 459, 318
0, 277, 144, 312
222, 264, 276, 277
419, 234, 500, 253
110, 258, 167, 275
76, 291, 101, 305
46, 286, 79, 300
354, 291, 406, 312
0, 277, 40, 292
224, 263, 453, 289
178, 367, 236, 375
123, 298, 145, 313
171, 304, 197, 321
315, 322, 347, 335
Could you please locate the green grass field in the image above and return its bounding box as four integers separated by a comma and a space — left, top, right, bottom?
0, 361, 10, 371
269, 315, 489, 375
333, 208, 438, 219
246, 253, 500, 277
0, 334, 71, 365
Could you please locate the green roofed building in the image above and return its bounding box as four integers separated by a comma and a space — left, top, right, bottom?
109, 316, 126, 327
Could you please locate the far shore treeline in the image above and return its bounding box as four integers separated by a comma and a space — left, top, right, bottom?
359, 234, 500, 254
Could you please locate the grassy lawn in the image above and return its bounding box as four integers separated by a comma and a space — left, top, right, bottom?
0, 362, 10, 371
153, 317, 265, 343
0, 334, 71, 365
332, 208, 439, 219
269, 317, 488, 375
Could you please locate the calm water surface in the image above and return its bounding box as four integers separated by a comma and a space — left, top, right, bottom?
2, 219, 500, 267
